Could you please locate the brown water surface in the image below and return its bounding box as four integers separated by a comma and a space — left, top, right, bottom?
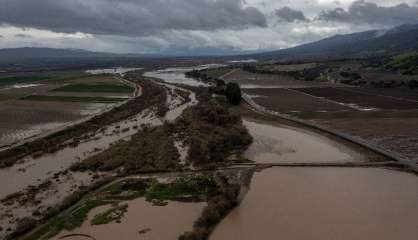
244, 119, 365, 163
211, 167, 418, 240
54, 199, 205, 240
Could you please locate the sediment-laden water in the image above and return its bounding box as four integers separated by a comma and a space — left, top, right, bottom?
244, 119, 365, 163
211, 167, 418, 240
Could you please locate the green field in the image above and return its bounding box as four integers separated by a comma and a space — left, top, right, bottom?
53, 84, 134, 93
0, 75, 51, 86
21, 95, 127, 103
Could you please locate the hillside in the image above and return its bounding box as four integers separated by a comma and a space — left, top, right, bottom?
255, 24, 418, 60
385, 51, 418, 75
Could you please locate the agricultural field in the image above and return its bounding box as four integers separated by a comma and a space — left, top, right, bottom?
0, 72, 134, 149
213, 65, 418, 163
225, 69, 340, 88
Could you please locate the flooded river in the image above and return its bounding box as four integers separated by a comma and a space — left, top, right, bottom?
211, 167, 418, 240
54, 199, 205, 240
244, 119, 365, 163
143, 64, 224, 87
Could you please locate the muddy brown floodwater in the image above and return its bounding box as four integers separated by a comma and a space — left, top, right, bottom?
244, 119, 365, 163
53, 199, 205, 240
211, 167, 418, 240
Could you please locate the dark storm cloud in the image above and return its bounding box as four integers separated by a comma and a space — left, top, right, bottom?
0, 0, 267, 35
318, 0, 418, 25
275, 7, 307, 22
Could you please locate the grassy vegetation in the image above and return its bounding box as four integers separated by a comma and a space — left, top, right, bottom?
21, 95, 127, 103
53, 84, 134, 93
0, 75, 51, 86
385, 51, 418, 75
22, 175, 217, 240
0, 71, 88, 87
0, 76, 167, 169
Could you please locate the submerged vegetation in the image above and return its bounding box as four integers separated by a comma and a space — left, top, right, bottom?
20, 175, 219, 240
71, 124, 180, 173
176, 96, 252, 167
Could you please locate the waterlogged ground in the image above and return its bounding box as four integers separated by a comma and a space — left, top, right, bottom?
53, 199, 205, 240
212, 167, 418, 240
0, 70, 200, 238
243, 119, 365, 163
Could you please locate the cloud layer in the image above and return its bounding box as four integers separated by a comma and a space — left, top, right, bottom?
318, 0, 418, 25
275, 7, 307, 22
0, 0, 267, 36
1, 0, 418, 54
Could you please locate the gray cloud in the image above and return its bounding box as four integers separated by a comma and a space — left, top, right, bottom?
0, 0, 267, 36
318, 0, 418, 26
14, 34, 31, 38
275, 7, 307, 22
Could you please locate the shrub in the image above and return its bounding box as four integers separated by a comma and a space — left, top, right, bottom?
225, 82, 242, 105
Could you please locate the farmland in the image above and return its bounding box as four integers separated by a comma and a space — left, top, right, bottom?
218, 62, 418, 164
53, 84, 134, 93
0, 72, 135, 149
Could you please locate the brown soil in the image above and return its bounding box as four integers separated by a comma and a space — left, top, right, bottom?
296, 87, 418, 110
244, 88, 351, 112
315, 118, 418, 162
224, 69, 340, 88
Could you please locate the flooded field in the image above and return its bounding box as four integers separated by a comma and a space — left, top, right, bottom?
86, 67, 143, 76
0, 101, 112, 148
244, 119, 365, 163
144, 64, 224, 87
53, 199, 205, 240
212, 167, 418, 240
0, 109, 161, 199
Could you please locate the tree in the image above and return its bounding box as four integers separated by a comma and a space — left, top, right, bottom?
225, 82, 242, 105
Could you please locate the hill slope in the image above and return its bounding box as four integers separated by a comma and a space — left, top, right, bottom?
256, 24, 418, 60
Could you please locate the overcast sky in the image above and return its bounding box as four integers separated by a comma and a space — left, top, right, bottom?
0, 0, 418, 55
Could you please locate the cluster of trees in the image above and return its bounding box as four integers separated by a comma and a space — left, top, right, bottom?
179, 177, 241, 240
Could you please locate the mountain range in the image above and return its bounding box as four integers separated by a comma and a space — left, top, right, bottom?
1, 23, 418, 62
254, 23, 418, 60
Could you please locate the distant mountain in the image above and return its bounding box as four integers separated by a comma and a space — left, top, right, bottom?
255, 24, 418, 60
0, 47, 121, 60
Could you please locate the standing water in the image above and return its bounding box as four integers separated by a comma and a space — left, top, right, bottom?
243, 119, 365, 163
211, 167, 418, 240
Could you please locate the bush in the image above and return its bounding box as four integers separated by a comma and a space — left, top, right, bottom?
225, 82, 242, 105
408, 80, 418, 89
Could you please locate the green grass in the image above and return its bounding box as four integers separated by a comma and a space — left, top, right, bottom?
0, 75, 51, 86
53, 84, 134, 93
21, 95, 127, 103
